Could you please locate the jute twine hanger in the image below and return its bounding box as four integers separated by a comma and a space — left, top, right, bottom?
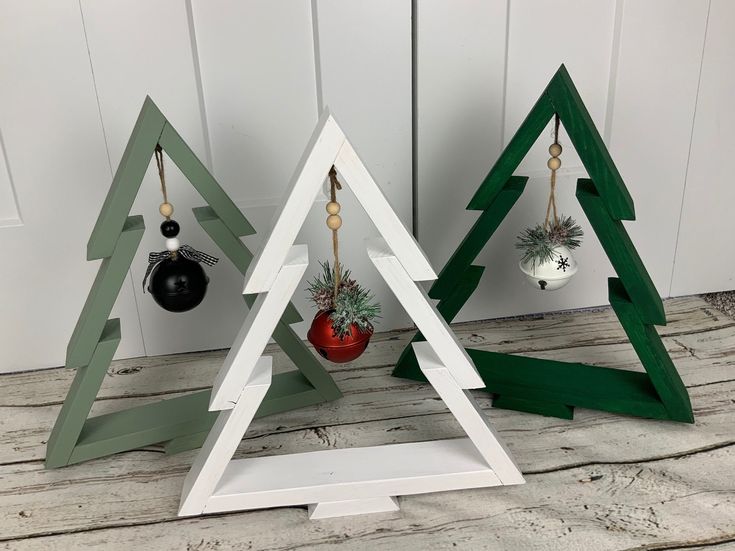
544, 114, 561, 230
154, 145, 171, 220
328, 166, 343, 301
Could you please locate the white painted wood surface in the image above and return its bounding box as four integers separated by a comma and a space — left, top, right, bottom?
179, 357, 272, 516
244, 112, 433, 294
205, 439, 504, 515
308, 496, 400, 520
211, 246, 308, 410
416, 342, 522, 484
186, 153, 520, 518
0, 296, 732, 548
368, 239, 480, 388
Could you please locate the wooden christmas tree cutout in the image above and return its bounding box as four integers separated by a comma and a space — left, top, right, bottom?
179, 111, 523, 520
392, 65, 693, 423
46, 97, 341, 468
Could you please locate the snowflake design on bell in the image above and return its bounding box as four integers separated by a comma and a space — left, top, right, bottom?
556, 256, 570, 272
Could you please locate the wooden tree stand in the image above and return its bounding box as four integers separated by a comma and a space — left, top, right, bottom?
178, 111, 524, 520
392, 65, 693, 423
45, 98, 341, 469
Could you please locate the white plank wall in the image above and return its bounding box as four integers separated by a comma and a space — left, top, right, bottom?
0, 1, 145, 371
606, 0, 709, 294
414, 0, 507, 289
80, 0, 251, 358
313, 0, 414, 331
0, 132, 21, 227
671, 0, 733, 295
0, 1, 730, 371
190, 0, 320, 207
189, 0, 321, 341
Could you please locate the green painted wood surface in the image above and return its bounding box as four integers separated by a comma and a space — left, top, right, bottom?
547, 66, 633, 221
87, 97, 165, 260
577, 179, 665, 325
392, 67, 692, 423
61, 371, 329, 466
160, 125, 253, 238
432, 177, 527, 299
467, 65, 634, 221
466, 348, 669, 420
53, 369, 332, 468
68, 390, 216, 466
66, 216, 144, 369
467, 96, 554, 212
49, 98, 343, 468
491, 395, 574, 420
608, 279, 693, 422
46, 320, 121, 468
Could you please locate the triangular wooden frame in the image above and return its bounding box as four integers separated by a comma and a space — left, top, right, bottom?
178, 112, 523, 520
392, 65, 693, 423
45, 97, 341, 468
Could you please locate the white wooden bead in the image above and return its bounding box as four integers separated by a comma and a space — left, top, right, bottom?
166, 237, 180, 252
159, 202, 174, 217
547, 157, 561, 171
326, 201, 341, 215
326, 214, 342, 230
549, 143, 562, 157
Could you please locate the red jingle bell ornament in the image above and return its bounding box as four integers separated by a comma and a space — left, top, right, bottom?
305, 167, 380, 364
307, 310, 373, 363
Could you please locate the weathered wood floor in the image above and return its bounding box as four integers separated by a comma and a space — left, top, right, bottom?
0, 296, 733, 550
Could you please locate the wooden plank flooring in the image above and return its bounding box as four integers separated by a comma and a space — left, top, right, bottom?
0, 296, 733, 550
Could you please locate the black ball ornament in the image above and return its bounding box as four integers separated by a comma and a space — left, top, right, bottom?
160, 219, 180, 238
148, 255, 209, 313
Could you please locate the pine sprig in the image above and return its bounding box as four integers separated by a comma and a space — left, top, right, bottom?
306, 261, 381, 338
516, 215, 583, 267
331, 285, 381, 337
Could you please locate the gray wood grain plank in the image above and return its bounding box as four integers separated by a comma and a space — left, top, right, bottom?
0, 295, 731, 547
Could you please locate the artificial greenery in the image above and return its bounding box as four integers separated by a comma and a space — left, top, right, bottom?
307, 261, 381, 337
516, 215, 583, 267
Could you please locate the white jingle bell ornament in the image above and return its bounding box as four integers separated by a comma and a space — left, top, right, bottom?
515, 115, 583, 292
519, 245, 578, 291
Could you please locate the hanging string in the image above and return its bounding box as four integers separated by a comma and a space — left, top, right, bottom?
154, 144, 170, 220
544, 114, 561, 230
328, 166, 342, 301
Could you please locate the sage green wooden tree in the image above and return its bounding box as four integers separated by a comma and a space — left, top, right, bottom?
392, 65, 693, 423
46, 97, 341, 468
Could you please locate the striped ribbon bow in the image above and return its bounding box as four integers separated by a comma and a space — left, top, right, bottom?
143, 245, 219, 292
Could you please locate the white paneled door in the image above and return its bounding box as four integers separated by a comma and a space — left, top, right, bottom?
0, 2, 145, 372
0, 1, 729, 373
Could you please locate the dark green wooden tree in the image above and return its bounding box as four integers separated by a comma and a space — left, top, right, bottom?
392, 65, 693, 423
46, 97, 342, 468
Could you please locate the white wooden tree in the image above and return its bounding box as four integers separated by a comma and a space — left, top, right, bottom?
178, 110, 525, 520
